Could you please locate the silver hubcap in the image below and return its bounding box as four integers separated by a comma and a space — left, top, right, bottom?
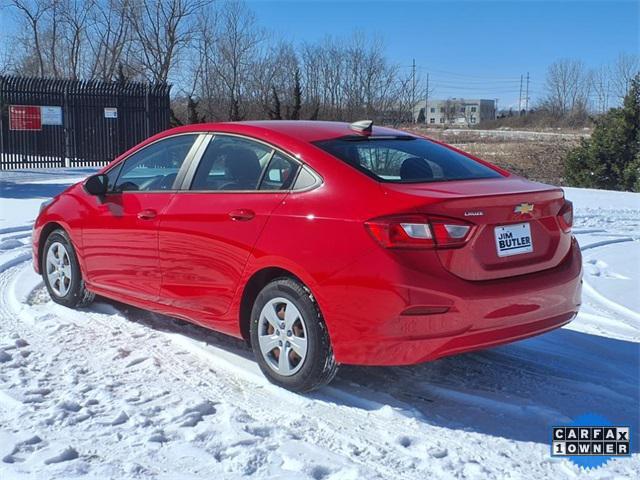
258, 297, 308, 376
46, 242, 72, 297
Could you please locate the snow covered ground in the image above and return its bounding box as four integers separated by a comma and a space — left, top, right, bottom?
0, 169, 638, 479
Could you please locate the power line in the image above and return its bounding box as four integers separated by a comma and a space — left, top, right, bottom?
412, 66, 524, 81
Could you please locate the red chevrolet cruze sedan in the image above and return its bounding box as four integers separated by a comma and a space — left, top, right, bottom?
33, 120, 582, 391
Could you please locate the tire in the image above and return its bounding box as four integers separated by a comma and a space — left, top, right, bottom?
42, 229, 95, 308
249, 277, 338, 392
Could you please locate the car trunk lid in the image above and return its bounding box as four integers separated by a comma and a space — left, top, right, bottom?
384, 177, 572, 281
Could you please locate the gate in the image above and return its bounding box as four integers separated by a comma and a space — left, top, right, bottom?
0, 76, 170, 170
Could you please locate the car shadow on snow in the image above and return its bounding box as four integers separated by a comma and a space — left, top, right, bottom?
336, 329, 639, 450
89, 296, 639, 450
0, 180, 75, 199
0, 168, 96, 199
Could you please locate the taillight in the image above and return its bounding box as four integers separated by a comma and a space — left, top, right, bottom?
558, 200, 573, 233
365, 215, 473, 249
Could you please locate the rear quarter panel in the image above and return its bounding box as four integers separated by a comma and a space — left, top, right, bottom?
233, 148, 390, 341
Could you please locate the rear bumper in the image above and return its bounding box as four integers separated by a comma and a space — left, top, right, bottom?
324, 237, 582, 366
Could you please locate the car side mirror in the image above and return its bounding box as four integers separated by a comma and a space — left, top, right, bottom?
84, 173, 109, 196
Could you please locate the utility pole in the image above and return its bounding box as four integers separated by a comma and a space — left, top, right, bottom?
518, 74, 523, 115
424, 73, 430, 125
411, 59, 416, 123
525, 72, 530, 114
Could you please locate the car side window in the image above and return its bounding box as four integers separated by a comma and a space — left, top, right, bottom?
105, 163, 122, 191
259, 152, 299, 190
113, 134, 197, 192
292, 166, 319, 190
191, 136, 273, 191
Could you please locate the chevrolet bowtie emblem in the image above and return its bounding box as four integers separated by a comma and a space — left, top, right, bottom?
514, 203, 534, 214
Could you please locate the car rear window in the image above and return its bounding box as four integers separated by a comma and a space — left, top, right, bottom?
313, 136, 502, 183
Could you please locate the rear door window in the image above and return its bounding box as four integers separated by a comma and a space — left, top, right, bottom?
191, 136, 273, 191
259, 152, 299, 190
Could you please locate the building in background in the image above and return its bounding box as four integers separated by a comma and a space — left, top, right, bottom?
414, 99, 496, 126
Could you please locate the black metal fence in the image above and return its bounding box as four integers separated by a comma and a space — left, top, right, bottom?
0, 76, 171, 170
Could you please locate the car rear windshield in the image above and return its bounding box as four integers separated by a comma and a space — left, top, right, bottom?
313, 136, 502, 183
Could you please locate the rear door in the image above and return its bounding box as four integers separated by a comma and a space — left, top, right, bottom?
82, 133, 201, 300
158, 135, 300, 324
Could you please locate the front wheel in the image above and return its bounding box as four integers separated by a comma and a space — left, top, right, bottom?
250, 278, 338, 392
42, 229, 95, 308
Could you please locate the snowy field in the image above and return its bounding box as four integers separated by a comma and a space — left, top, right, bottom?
0, 169, 638, 479
437, 128, 589, 141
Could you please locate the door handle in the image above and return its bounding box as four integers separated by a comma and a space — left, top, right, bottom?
228, 209, 255, 221
137, 209, 157, 220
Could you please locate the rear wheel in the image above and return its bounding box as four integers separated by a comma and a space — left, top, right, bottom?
42, 229, 94, 308
250, 278, 338, 392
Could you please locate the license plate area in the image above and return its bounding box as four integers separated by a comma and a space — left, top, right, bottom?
494, 222, 533, 257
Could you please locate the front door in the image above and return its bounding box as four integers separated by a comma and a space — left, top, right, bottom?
82, 133, 200, 301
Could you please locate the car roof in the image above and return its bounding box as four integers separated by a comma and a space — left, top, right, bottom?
174, 120, 411, 143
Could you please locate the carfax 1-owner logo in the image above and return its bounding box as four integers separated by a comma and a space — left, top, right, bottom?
552, 413, 632, 469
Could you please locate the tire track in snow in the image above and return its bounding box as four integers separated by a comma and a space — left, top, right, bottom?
0, 224, 32, 235
0, 259, 424, 480
579, 237, 640, 324
4, 256, 629, 479
1, 212, 638, 477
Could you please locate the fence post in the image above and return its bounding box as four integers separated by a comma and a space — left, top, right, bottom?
145, 84, 151, 138
63, 82, 71, 167
0, 82, 4, 162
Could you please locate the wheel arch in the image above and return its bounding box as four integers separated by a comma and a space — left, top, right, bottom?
239, 266, 318, 342
38, 221, 66, 272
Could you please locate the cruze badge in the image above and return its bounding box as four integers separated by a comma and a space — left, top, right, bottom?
464, 211, 484, 217
514, 203, 534, 214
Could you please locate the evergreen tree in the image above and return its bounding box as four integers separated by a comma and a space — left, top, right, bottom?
564, 74, 640, 191
290, 69, 302, 120
268, 86, 282, 120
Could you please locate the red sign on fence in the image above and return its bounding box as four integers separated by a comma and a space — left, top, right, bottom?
9, 105, 42, 131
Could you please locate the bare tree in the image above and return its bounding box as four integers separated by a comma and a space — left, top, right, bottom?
0, 4, 17, 75
299, 33, 403, 122
590, 66, 610, 113
57, 0, 94, 79
127, 0, 207, 84
542, 59, 591, 117
189, 4, 220, 119
210, 0, 264, 120
9, 0, 52, 76
86, 0, 134, 81
609, 52, 640, 100
256, 41, 299, 119
441, 98, 463, 124
10, 0, 103, 79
